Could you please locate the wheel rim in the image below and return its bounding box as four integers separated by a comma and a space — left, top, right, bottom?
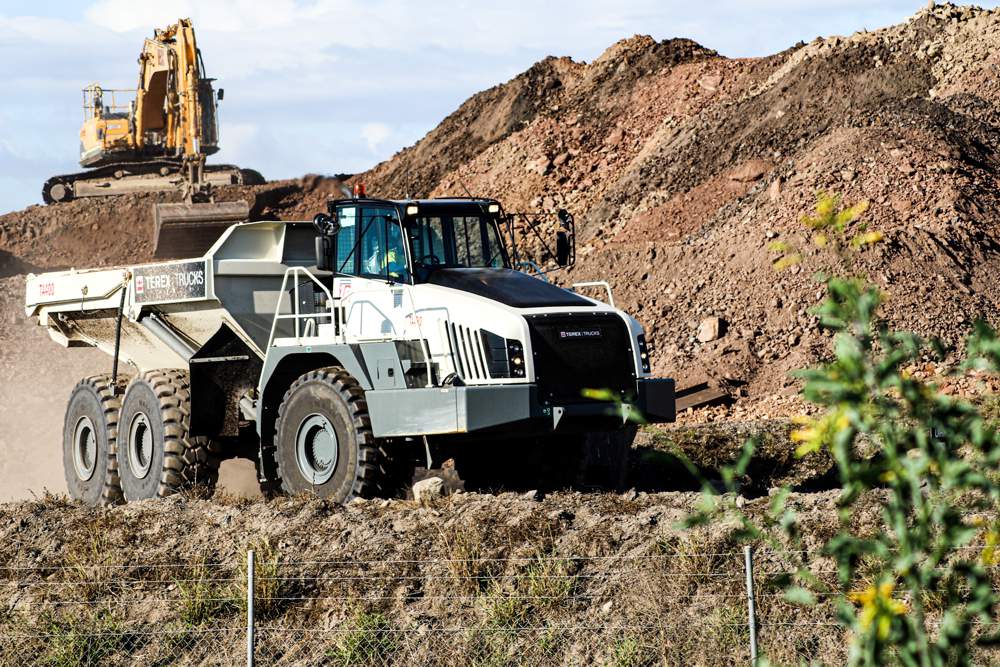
127, 413, 153, 480
72, 416, 98, 481
50, 182, 70, 202
295, 413, 338, 485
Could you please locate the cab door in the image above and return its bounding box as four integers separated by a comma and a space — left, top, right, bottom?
332, 205, 413, 341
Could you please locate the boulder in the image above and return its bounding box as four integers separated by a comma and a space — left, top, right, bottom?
729, 159, 771, 183
413, 476, 444, 502
697, 317, 724, 343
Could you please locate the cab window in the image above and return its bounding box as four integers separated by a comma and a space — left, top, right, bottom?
408, 216, 447, 266
335, 206, 357, 271
407, 211, 507, 274
335, 205, 407, 281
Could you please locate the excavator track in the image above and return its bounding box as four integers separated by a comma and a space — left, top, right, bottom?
42, 160, 264, 204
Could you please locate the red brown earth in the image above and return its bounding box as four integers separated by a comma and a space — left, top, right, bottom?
3, 3, 1000, 498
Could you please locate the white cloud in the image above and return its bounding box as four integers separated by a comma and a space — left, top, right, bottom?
0, 15, 89, 44
361, 122, 391, 154
83, 0, 299, 33
214, 121, 259, 165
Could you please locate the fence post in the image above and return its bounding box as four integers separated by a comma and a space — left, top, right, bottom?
247, 549, 255, 667
744, 546, 758, 665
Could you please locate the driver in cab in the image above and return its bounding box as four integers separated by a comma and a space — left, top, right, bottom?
363, 221, 408, 281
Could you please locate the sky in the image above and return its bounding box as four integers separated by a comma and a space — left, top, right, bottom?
1, 0, 997, 214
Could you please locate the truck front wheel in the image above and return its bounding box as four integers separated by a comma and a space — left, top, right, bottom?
273, 367, 384, 502
577, 426, 637, 491
117, 369, 221, 501
62, 375, 125, 506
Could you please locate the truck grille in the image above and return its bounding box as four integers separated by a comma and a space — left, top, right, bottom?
525, 313, 635, 405
445, 321, 490, 381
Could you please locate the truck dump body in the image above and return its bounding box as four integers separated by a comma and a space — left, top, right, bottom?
25, 220, 301, 371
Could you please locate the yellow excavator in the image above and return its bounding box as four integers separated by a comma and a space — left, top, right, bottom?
42, 19, 262, 258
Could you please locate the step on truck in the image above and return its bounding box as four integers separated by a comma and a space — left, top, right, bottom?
25, 198, 675, 505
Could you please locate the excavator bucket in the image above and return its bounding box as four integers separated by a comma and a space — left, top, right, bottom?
153, 200, 251, 259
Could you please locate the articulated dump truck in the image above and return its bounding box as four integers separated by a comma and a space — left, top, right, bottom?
25, 198, 675, 506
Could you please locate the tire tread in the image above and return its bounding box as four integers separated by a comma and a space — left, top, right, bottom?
129, 369, 220, 498
273, 366, 386, 500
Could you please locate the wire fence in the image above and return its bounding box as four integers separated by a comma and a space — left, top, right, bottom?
2, 546, 998, 666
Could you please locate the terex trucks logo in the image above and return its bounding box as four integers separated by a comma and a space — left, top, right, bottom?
133, 261, 207, 304
559, 329, 602, 340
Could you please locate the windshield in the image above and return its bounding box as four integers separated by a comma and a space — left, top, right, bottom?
406, 212, 508, 276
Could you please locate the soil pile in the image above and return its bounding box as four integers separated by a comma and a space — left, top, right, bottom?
388, 3, 1000, 397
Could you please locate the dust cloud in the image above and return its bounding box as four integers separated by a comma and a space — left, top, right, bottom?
0, 274, 260, 501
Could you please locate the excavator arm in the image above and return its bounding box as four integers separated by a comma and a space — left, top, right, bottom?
134, 19, 218, 160
134, 19, 247, 257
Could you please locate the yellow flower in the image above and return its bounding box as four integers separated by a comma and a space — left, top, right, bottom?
848, 581, 908, 640
791, 408, 850, 458
982, 527, 1000, 566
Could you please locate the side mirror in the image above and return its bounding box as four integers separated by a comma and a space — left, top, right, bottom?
313, 212, 340, 236
313, 213, 340, 272
217, 88, 225, 101
315, 236, 334, 272
556, 230, 570, 267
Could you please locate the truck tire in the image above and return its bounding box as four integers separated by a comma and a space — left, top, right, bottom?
62, 375, 125, 506
578, 426, 637, 491
118, 369, 221, 501
273, 366, 384, 502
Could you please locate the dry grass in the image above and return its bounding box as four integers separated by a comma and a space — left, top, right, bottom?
7, 489, 999, 664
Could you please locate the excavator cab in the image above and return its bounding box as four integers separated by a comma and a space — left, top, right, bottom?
79, 85, 136, 168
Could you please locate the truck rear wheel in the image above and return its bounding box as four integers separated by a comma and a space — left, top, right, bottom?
62, 375, 125, 506
273, 367, 384, 502
118, 369, 221, 501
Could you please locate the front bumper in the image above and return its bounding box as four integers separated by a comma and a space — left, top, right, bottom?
365, 378, 675, 438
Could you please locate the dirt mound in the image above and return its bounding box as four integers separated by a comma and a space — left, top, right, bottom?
398, 3, 1000, 395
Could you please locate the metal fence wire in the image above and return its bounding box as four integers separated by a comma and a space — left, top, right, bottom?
2, 546, 998, 666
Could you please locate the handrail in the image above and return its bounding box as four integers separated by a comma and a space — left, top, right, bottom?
572, 281, 615, 307
341, 284, 435, 388
516, 260, 549, 282
266, 267, 336, 349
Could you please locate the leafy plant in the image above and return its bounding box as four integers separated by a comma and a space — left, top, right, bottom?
770, 191, 876, 272
326, 609, 398, 667
689, 194, 1000, 665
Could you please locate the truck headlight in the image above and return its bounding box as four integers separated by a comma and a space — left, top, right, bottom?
637, 334, 650, 373
479, 330, 526, 379
507, 340, 525, 378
